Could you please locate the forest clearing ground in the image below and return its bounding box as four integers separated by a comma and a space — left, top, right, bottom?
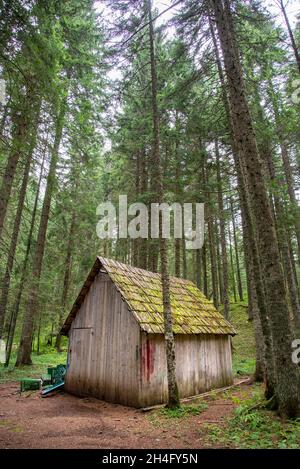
1, 304, 300, 449
0, 379, 252, 449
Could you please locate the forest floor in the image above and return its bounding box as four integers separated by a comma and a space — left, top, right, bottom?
1, 303, 300, 449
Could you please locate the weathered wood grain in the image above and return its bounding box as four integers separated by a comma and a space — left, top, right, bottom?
65, 272, 140, 406
139, 333, 233, 407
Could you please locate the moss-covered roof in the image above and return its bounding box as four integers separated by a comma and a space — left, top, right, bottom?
61, 257, 236, 336
101, 257, 236, 335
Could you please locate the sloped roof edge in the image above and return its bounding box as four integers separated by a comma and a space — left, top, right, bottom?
60, 257, 102, 336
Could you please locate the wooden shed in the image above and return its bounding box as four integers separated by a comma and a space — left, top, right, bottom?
60, 257, 236, 408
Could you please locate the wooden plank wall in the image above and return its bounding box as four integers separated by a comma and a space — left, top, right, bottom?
139, 333, 233, 407
65, 272, 141, 407
65, 270, 233, 408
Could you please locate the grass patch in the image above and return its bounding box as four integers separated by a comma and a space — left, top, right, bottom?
0, 419, 11, 427
233, 358, 256, 376
148, 401, 209, 431
10, 426, 24, 433
230, 302, 256, 377
0, 350, 67, 384
150, 401, 209, 422
0, 419, 24, 433
160, 401, 208, 419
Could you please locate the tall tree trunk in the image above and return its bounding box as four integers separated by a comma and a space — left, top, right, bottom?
0, 79, 39, 240
0, 102, 9, 137
148, 147, 159, 272
228, 223, 237, 303
209, 12, 274, 392
139, 148, 148, 269
254, 75, 300, 329
287, 230, 299, 290
202, 152, 219, 306
16, 101, 66, 366
37, 313, 42, 355
240, 152, 265, 380
133, 151, 140, 266
0, 105, 40, 338
174, 128, 181, 278
230, 199, 243, 301
174, 239, 181, 277
0, 106, 29, 240
216, 140, 230, 318
5, 150, 46, 367
202, 241, 208, 297
147, 0, 179, 407
216, 223, 224, 303
55, 211, 76, 352
181, 237, 187, 279
268, 82, 300, 263
279, 0, 300, 74
211, 0, 300, 417
251, 286, 265, 382
196, 248, 202, 290
264, 145, 300, 331
207, 207, 219, 308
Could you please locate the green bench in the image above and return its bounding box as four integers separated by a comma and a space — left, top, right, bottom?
20, 378, 42, 392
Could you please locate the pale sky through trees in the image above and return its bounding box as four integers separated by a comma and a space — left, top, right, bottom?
97, 0, 300, 150
97, 0, 299, 78
153, 0, 299, 27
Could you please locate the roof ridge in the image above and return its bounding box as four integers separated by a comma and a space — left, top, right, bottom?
98, 256, 197, 285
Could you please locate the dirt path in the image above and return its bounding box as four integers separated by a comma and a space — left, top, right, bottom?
0, 381, 251, 449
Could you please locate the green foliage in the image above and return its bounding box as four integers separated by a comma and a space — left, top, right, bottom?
160, 401, 208, 419
0, 351, 67, 384
203, 391, 300, 449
